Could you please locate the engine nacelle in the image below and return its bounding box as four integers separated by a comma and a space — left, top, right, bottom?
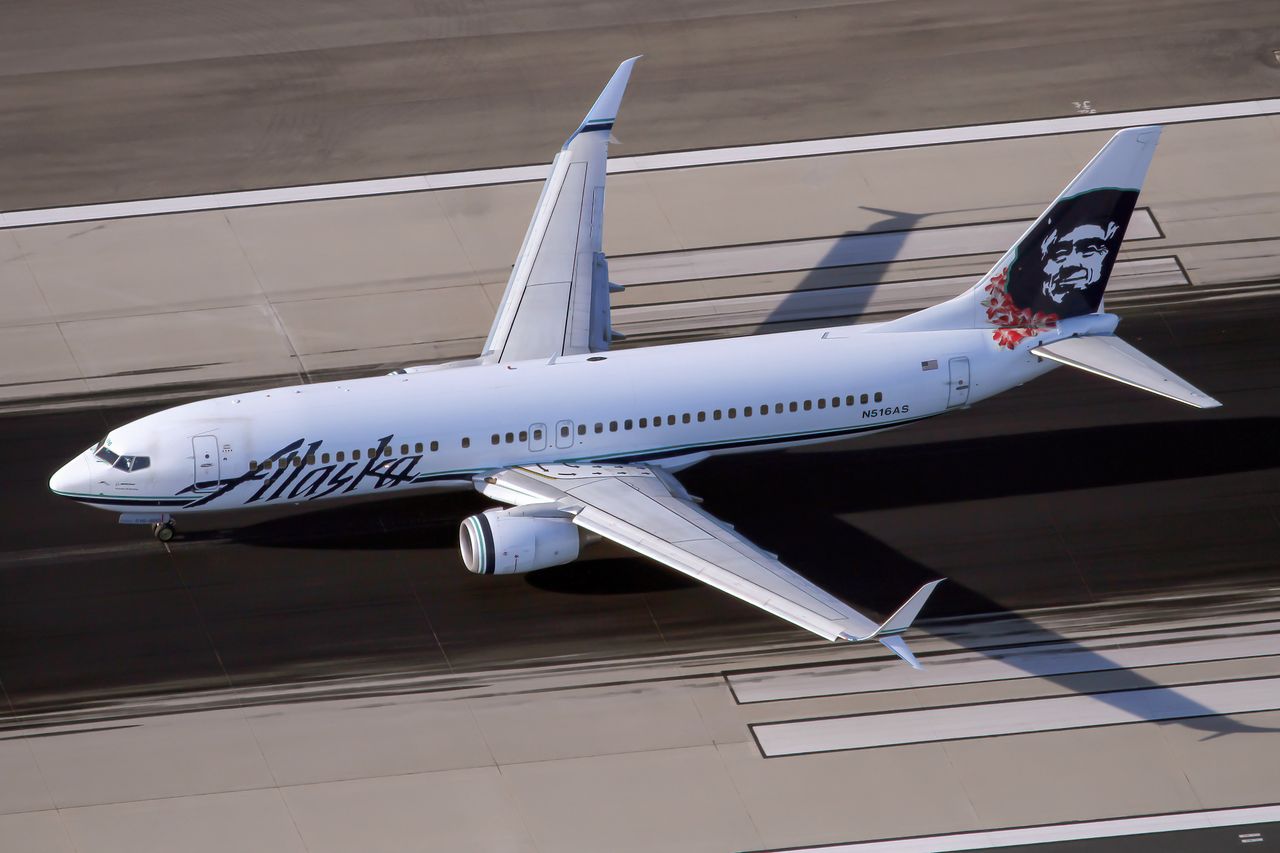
459, 509, 582, 575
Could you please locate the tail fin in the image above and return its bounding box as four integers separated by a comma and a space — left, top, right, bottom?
888, 126, 1162, 332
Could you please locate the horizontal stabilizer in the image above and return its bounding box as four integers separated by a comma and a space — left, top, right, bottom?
1033, 335, 1221, 408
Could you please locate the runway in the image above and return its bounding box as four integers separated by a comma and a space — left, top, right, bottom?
3, 2, 1280, 850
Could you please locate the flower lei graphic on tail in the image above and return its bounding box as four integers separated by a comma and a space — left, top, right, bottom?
981, 267, 1059, 349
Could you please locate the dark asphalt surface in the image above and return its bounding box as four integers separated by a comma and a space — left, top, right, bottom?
1, 0, 1278, 208
1, 291, 1277, 714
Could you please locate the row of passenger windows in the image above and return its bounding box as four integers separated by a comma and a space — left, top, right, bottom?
575, 392, 884, 435
250, 440, 439, 471
247, 391, 885, 467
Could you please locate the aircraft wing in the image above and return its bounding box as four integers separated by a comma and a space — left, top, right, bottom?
480, 58, 639, 364
476, 463, 942, 666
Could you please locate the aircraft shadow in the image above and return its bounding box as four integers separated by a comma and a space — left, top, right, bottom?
735, 511, 1279, 738
754, 206, 924, 332
223, 416, 1280, 735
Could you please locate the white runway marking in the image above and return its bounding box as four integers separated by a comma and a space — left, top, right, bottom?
752, 676, 1280, 756
615, 258, 1185, 334
730, 622, 1280, 703
3, 99, 1278, 229
611, 212, 1160, 285
767, 804, 1280, 852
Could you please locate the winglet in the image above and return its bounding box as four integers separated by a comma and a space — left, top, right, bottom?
566, 56, 642, 146
878, 634, 924, 669
844, 579, 943, 667
875, 579, 944, 637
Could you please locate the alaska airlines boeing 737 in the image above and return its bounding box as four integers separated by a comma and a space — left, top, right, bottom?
49, 58, 1220, 666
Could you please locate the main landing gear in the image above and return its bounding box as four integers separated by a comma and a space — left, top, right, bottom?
153, 520, 176, 542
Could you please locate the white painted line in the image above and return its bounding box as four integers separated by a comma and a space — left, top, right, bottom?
3, 99, 1278, 229
752, 676, 1280, 756
730, 622, 1280, 703
611, 212, 1159, 285
768, 803, 1280, 852
614, 257, 1185, 334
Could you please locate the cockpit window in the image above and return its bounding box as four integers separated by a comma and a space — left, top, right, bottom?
115, 456, 150, 472
94, 441, 148, 472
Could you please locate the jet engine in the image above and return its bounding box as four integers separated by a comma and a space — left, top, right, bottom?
459, 508, 583, 575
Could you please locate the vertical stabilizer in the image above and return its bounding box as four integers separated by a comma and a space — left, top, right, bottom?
887, 127, 1161, 335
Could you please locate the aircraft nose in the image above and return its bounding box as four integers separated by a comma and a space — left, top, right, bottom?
49, 453, 89, 497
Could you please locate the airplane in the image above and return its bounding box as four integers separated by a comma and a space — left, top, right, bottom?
49, 57, 1221, 668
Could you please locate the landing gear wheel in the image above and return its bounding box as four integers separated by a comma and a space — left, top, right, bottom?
153, 521, 176, 543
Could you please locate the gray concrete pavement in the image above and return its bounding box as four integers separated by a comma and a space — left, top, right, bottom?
3, 3, 1280, 850
1, 0, 1278, 209
2, 115, 1279, 410
3, 587, 1279, 852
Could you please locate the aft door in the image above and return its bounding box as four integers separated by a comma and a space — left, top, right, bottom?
554, 420, 575, 450
947, 357, 971, 408
192, 435, 220, 491
529, 423, 548, 452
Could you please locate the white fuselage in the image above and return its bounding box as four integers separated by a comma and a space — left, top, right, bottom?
49, 318, 1067, 517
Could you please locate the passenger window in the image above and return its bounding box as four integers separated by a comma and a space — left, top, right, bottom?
624, 419, 633, 430
609, 421, 618, 432
506, 432, 515, 443
278, 458, 288, 469
802, 400, 811, 411
461, 437, 470, 448
491, 434, 500, 445
578, 424, 587, 436
249, 460, 258, 471
682, 413, 691, 424
668, 415, 676, 425
817, 399, 825, 409
713, 410, 721, 420
384, 447, 392, 457
874, 391, 883, 402
518, 431, 527, 442
776, 403, 784, 414
414, 443, 423, 454
846, 395, 855, 406
639, 418, 647, 428
321, 453, 330, 464
305, 455, 316, 465
744, 407, 752, 417
789, 402, 798, 413
400, 444, 408, 455
293, 458, 303, 468
759, 404, 767, 416
832, 397, 840, 408
697, 412, 706, 422
860, 393, 869, 404
595, 423, 603, 433
354, 449, 362, 460
561, 425, 570, 438
337, 451, 346, 462
430, 441, 439, 452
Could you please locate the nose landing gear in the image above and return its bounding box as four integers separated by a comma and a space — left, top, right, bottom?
153, 521, 176, 542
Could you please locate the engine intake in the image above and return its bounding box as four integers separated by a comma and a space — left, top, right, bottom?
460, 508, 582, 575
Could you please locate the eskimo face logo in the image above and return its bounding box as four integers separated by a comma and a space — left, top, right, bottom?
1039, 220, 1118, 305
1006, 187, 1138, 319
